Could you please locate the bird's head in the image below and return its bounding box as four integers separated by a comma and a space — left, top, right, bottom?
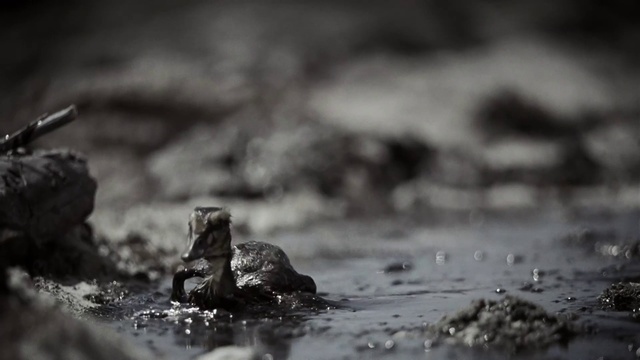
181, 207, 232, 262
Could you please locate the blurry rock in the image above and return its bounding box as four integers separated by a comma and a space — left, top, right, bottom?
584, 120, 640, 182
228, 191, 346, 235
91, 203, 193, 274
95, 232, 171, 281
598, 282, 640, 311
428, 150, 483, 188
481, 138, 600, 186
428, 295, 577, 352
482, 138, 563, 175
196, 346, 258, 360
383, 261, 413, 273
0, 299, 149, 360
1, 268, 149, 360
484, 184, 538, 209
310, 38, 614, 150
240, 123, 350, 195
39, 55, 250, 124
28, 223, 117, 279
475, 90, 576, 139
392, 180, 482, 211
90, 149, 153, 208
147, 122, 250, 200
0, 147, 116, 279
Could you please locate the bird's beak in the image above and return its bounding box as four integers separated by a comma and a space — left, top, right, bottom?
181, 230, 209, 262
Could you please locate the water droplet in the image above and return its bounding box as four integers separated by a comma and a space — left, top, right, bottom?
495, 288, 506, 294
506, 254, 515, 265
474, 251, 484, 261
532, 268, 544, 282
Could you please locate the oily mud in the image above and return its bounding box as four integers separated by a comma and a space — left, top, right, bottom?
77, 209, 640, 359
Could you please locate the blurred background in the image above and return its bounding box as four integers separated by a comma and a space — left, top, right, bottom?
1, 0, 638, 244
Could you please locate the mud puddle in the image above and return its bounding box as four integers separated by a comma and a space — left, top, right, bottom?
88, 209, 639, 359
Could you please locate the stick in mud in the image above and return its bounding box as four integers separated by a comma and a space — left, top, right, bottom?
0, 105, 78, 153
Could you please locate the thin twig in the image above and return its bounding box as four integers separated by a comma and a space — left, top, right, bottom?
0, 105, 78, 153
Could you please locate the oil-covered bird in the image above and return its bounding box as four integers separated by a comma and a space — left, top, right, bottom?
171, 206, 318, 311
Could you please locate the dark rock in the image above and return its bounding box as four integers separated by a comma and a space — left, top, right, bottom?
598, 282, 640, 311
0, 149, 96, 244
384, 261, 413, 273
428, 295, 578, 353
475, 90, 577, 139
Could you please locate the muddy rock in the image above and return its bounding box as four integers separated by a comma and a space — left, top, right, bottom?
0, 149, 96, 244
598, 282, 640, 312
428, 295, 577, 353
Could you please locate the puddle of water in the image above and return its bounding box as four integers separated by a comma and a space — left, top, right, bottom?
89, 209, 640, 359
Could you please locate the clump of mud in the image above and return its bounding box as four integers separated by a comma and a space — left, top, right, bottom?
83, 280, 129, 305
598, 282, 640, 312
428, 295, 578, 353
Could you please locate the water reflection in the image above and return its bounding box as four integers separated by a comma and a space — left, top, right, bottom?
172, 311, 295, 359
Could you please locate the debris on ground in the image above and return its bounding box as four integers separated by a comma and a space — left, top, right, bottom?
427, 295, 578, 353
598, 282, 640, 312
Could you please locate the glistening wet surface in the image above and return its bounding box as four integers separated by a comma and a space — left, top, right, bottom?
90, 209, 640, 359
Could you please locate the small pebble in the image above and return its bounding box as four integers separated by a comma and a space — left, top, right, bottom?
384, 262, 413, 273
